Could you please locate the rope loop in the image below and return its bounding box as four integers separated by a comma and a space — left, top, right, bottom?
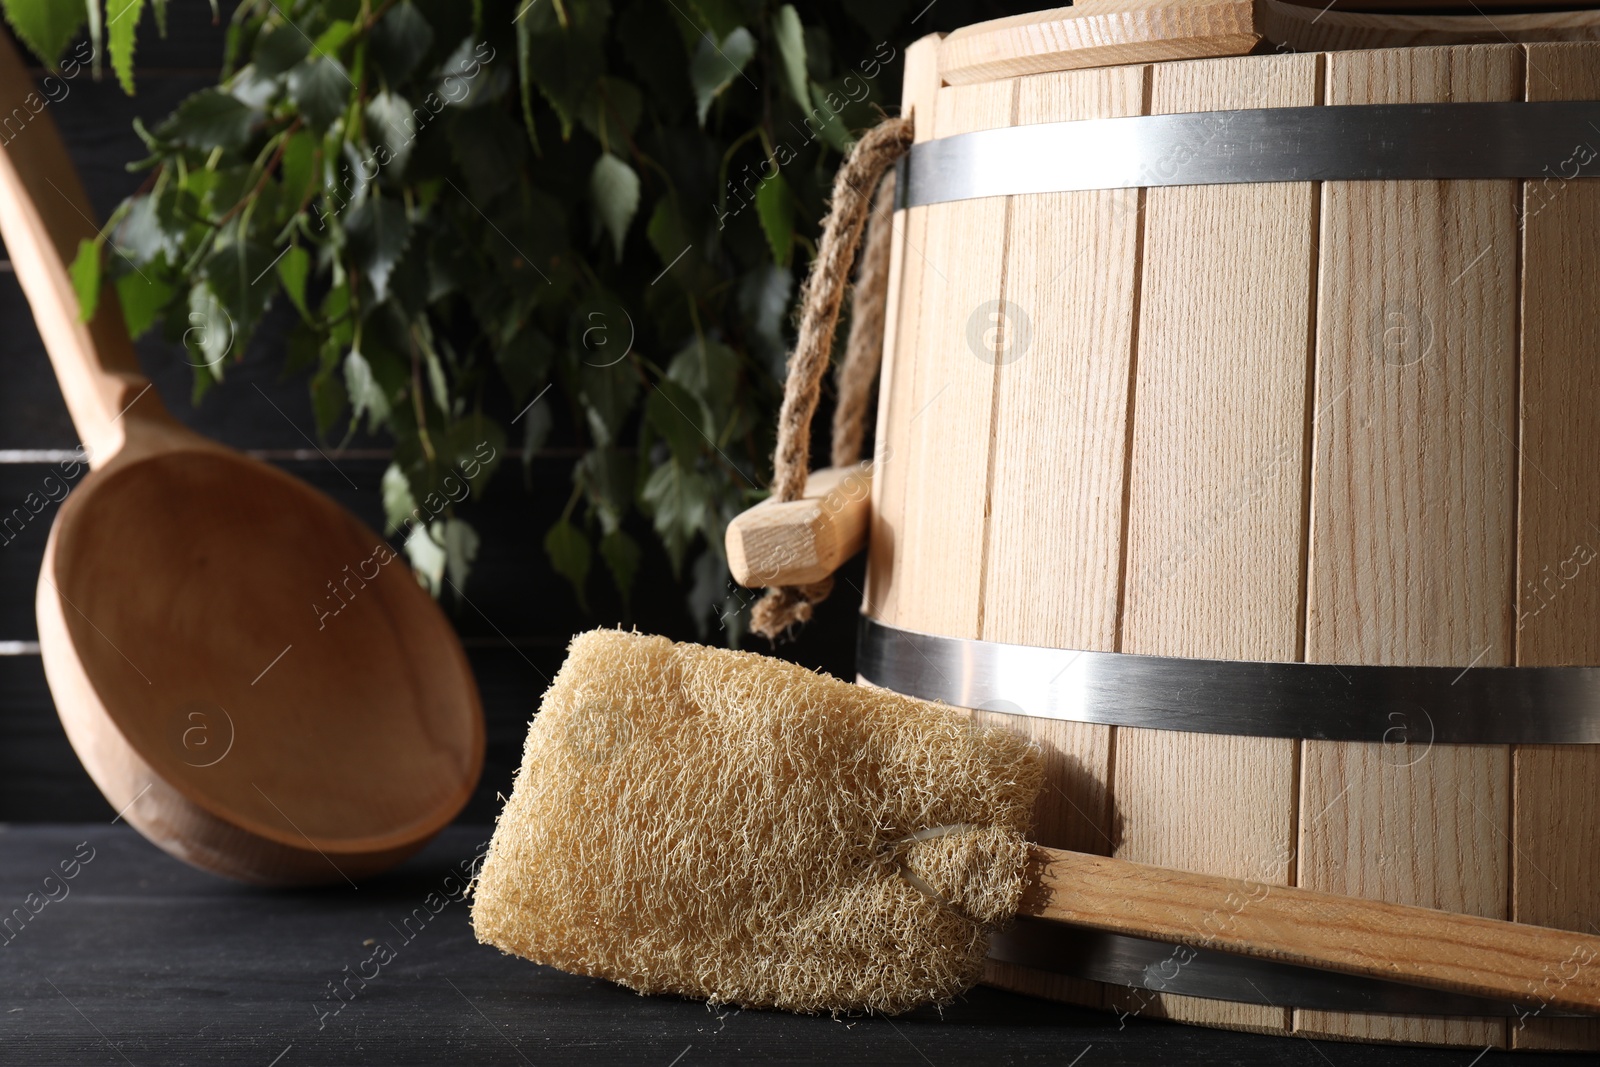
751, 116, 913, 640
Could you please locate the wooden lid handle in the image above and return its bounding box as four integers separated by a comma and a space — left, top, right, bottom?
0, 32, 168, 463
1026, 846, 1600, 1013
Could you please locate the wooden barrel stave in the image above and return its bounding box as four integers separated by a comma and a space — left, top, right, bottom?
1296, 43, 1520, 1048
1105, 50, 1320, 1034
866, 34, 939, 631
868, 35, 1600, 1050
970, 59, 1150, 1010
1508, 41, 1600, 1054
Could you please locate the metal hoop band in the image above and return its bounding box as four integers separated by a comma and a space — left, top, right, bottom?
895, 101, 1600, 209
857, 617, 1600, 744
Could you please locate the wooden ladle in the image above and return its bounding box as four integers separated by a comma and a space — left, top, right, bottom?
0, 36, 483, 885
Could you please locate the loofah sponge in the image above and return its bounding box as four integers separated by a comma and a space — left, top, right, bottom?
470, 628, 1043, 1014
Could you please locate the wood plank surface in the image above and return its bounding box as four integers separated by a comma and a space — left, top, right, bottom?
6, 823, 1353, 1067
974, 61, 1149, 1011
1110, 51, 1321, 1034
887, 79, 1016, 640
1261, 2, 1600, 56
938, 0, 1260, 86
1297, 43, 1521, 1048
1508, 41, 1600, 1053
864, 34, 941, 629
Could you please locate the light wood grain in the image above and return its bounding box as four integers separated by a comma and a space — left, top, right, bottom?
936, 0, 1600, 94
973, 62, 1149, 1011
864, 34, 941, 628
1279, 0, 1600, 7
726, 465, 870, 587
1111, 51, 1320, 1033
890, 80, 1016, 640
0, 31, 483, 885
0, 37, 158, 463
1297, 43, 1520, 1048
1026, 845, 1600, 1014
939, 0, 1260, 87
1262, 1, 1600, 55
1509, 41, 1600, 1053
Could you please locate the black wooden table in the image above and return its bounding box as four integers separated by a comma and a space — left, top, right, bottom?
0, 825, 1558, 1066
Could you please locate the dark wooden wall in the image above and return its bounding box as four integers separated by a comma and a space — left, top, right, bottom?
0, 2, 865, 823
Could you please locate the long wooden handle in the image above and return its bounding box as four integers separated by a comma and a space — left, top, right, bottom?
0, 32, 167, 461
1024, 846, 1600, 1013
726, 464, 872, 587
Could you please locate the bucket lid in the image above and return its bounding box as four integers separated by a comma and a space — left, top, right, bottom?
939, 0, 1600, 85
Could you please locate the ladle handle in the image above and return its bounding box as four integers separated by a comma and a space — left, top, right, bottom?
1025, 845, 1600, 1015
0, 32, 170, 464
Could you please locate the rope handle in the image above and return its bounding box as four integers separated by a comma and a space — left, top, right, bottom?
751, 116, 914, 640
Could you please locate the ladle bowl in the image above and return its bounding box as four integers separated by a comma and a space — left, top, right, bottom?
1, 34, 483, 884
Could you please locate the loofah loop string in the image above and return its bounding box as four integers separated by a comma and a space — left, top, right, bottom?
751, 117, 913, 640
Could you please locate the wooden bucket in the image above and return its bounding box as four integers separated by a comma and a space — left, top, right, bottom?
731, 0, 1600, 1050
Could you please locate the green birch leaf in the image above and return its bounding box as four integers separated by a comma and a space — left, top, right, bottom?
771, 5, 808, 110
405, 522, 447, 595
640, 459, 712, 573
365, 90, 416, 176
346, 195, 411, 302
754, 170, 794, 267
312, 20, 355, 56
577, 76, 642, 150
667, 337, 738, 419
444, 413, 505, 499
310, 345, 348, 436
85, 0, 101, 80
114, 194, 176, 266
369, 0, 433, 84
1, 0, 86, 68
288, 56, 350, 132
381, 462, 418, 535
575, 447, 633, 533
574, 346, 639, 447
589, 152, 639, 260
688, 0, 741, 38
277, 244, 311, 320
690, 26, 754, 127
514, 9, 539, 149
520, 402, 551, 464
158, 88, 259, 150
252, 22, 309, 78
278, 129, 318, 205
344, 347, 390, 430
446, 104, 524, 201
185, 284, 234, 375
442, 517, 479, 594
599, 528, 640, 600
644, 378, 703, 465
106, 0, 144, 95
424, 345, 449, 416
115, 272, 173, 340
808, 81, 855, 153
686, 549, 729, 639
497, 325, 552, 405
200, 225, 275, 327
68, 239, 100, 322
516, 0, 611, 139
544, 519, 591, 608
